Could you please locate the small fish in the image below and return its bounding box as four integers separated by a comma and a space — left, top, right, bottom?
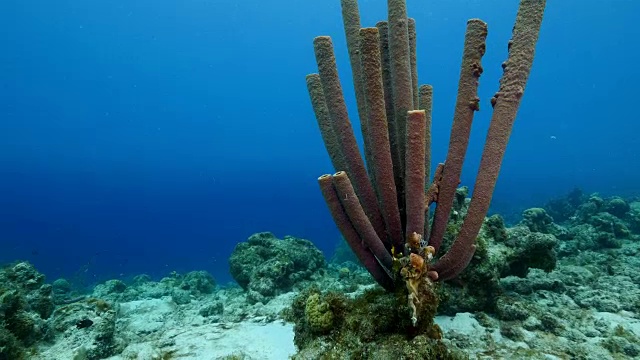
76, 319, 93, 329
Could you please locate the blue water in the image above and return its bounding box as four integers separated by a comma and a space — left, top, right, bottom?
1, 0, 638, 285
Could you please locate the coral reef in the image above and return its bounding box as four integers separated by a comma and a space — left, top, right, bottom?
0, 263, 226, 359
437, 199, 558, 315
299, 190, 639, 358
37, 271, 298, 359
229, 232, 326, 304
284, 287, 462, 359
91, 269, 216, 306
543, 193, 638, 255
48, 297, 119, 359
0, 262, 54, 359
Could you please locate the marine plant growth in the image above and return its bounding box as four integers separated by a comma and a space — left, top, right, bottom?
308, 0, 547, 327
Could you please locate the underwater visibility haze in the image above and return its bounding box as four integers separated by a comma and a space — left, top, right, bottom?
1, 0, 639, 359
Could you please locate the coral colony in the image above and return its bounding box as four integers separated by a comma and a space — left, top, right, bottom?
308, 0, 546, 326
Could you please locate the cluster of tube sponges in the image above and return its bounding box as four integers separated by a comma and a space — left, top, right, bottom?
308, 0, 546, 311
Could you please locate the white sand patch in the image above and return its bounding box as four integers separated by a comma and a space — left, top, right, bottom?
436, 312, 483, 335
594, 311, 640, 336
111, 320, 296, 360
